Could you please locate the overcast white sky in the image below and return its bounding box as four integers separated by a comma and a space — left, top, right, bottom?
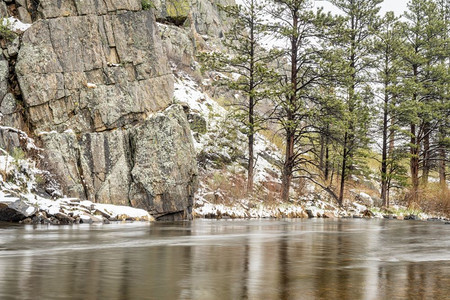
314, 0, 410, 16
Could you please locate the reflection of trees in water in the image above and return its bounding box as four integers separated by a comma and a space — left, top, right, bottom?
278, 224, 289, 300
377, 262, 449, 299
312, 221, 368, 299
1, 221, 449, 299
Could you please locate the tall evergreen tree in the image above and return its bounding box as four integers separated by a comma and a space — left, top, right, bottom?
398, 0, 448, 203
434, 0, 450, 189
373, 12, 404, 207
329, 0, 382, 205
199, 0, 276, 194
268, 0, 334, 201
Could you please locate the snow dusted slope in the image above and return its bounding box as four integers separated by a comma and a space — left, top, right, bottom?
173, 70, 282, 184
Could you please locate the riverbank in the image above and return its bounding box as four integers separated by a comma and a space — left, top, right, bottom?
192, 196, 449, 222
0, 193, 153, 225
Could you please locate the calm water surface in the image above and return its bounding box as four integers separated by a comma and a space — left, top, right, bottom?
0, 219, 449, 300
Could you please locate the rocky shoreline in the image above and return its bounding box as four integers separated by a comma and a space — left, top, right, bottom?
193, 197, 450, 223
1, 194, 449, 225
0, 195, 153, 225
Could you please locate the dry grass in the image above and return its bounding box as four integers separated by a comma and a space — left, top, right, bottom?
0, 169, 7, 181
200, 167, 286, 205
202, 169, 248, 204
260, 129, 285, 154
254, 180, 282, 205
417, 184, 450, 217
397, 183, 450, 217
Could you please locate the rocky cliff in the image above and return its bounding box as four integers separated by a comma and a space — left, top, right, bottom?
0, 0, 235, 220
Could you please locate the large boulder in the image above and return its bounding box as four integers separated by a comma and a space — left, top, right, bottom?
40, 105, 197, 218
0, 199, 37, 222
356, 192, 374, 207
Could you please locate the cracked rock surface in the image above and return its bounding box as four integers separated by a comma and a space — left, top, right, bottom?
5, 0, 198, 219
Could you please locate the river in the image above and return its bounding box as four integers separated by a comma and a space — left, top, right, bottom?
0, 219, 449, 299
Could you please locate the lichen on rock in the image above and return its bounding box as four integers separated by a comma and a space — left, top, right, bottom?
5, 0, 198, 220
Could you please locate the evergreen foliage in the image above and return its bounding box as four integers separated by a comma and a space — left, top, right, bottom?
200, 0, 449, 207
199, 0, 278, 193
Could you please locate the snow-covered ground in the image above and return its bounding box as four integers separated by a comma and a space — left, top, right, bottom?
173, 70, 281, 184
0, 69, 445, 224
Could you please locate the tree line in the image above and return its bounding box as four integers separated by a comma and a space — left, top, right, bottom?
200, 0, 449, 208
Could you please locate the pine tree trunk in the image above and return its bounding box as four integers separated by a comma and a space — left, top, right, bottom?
324, 124, 330, 182
387, 116, 395, 209
439, 125, 447, 189
338, 131, 348, 206
247, 131, 254, 193
410, 123, 419, 205
281, 130, 294, 202
439, 147, 447, 190
324, 136, 330, 182
381, 90, 389, 207
319, 135, 325, 172
422, 122, 430, 186
389, 116, 395, 154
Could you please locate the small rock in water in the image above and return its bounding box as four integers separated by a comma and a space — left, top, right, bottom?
404, 214, 418, 220
322, 212, 335, 219
305, 209, 315, 218
362, 210, 374, 218
299, 211, 309, 218
49, 216, 60, 225
19, 218, 32, 224
55, 212, 75, 225
427, 218, 443, 222
79, 214, 93, 224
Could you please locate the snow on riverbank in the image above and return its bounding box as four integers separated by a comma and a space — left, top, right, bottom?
0, 191, 153, 224
193, 196, 443, 221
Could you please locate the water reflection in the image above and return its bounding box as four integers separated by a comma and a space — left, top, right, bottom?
0, 220, 449, 299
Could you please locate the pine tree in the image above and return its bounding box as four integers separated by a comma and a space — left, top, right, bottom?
199, 0, 276, 194
435, 0, 450, 189
267, 0, 334, 201
398, 0, 448, 203
373, 12, 404, 207
329, 0, 382, 205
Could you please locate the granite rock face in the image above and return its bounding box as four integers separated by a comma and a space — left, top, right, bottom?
154, 0, 232, 38
7, 1, 198, 219
40, 105, 197, 218
16, 9, 173, 133
189, 0, 233, 37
